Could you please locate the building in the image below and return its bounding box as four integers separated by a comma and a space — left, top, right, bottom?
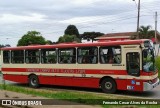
96, 32, 160, 43
95, 32, 135, 42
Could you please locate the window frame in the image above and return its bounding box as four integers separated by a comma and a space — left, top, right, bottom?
99, 46, 121, 64
11, 50, 24, 64
3, 50, 10, 64
25, 49, 40, 64
41, 49, 57, 64
77, 47, 98, 64
58, 48, 76, 64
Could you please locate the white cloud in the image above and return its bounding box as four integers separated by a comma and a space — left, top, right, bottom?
0, 13, 46, 23
59, 16, 104, 24
59, 11, 136, 26
70, 0, 132, 6
71, 0, 100, 6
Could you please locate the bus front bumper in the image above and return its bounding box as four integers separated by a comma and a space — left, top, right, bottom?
143, 78, 160, 91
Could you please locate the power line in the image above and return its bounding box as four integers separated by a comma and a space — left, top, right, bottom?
0, 14, 155, 40
0, 10, 156, 34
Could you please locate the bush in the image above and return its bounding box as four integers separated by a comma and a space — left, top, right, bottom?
155, 56, 160, 78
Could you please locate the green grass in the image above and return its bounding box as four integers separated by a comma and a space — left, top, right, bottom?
0, 84, 99, 99
155, 56, 160, 78
0, 84, 126, 106
0, 84, 160, 108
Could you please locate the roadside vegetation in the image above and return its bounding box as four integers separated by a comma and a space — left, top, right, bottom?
155, 56, 160, 78
0, 84, 160, 108
0, 84, 130, 99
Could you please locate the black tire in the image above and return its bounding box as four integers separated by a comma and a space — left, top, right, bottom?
29, 75, 39, 88
101, 78, 117, 93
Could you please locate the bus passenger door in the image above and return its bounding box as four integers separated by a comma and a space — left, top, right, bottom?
126, 52, 140, 77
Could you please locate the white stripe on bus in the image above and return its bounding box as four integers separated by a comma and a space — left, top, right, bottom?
2, 72, 158, 80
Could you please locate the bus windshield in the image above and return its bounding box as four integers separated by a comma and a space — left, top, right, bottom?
143, 48, 155, 72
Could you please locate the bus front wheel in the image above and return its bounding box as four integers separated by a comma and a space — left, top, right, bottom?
29, 75, 39, 88
101, 78, 117, 93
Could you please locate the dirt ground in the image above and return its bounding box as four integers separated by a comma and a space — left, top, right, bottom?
0, 90, 101, 108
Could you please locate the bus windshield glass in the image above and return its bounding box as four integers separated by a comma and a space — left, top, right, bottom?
144, 40, 154, 48
143, 48, 155, 72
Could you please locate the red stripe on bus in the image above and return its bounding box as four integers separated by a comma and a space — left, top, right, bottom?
2, 68, 26, 72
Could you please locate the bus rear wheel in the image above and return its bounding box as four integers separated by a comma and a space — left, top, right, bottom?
29, 75, 39, 88
101, 78, 117, 93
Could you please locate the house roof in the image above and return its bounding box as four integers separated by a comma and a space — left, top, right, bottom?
99, 32, 135, 38
95, 32, 135, 41
96, 31, 160, 43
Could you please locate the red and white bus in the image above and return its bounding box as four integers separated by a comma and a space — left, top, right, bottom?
0, 39, 159, 93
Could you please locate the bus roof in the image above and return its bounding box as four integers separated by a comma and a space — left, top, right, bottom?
1, 39, 149, 50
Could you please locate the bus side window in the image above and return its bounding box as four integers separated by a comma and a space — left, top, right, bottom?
100, 50, 106, 63
99, 46, 121, 64
78, 47, 98, 64
58, 48, 76, 64
11, 50, 24, 64
92, 49, 97, 63
3, 51, 10, 64
41, 49, 57, 64
82, 51, 89, 63
25, 50, 40, 64
99, 47, 110, 63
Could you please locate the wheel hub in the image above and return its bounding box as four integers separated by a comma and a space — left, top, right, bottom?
31, 78, 37, 86
105, 82, 112, 90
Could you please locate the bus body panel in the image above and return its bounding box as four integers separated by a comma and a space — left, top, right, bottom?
39, 76, 100, 88
2, 67, 159, 91
3, 74, 28, 83
1, 39, 159, 92
3, 73, 158, 91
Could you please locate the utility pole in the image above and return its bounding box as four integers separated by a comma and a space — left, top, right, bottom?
137, 0, 140, 39
155, 11, 158, 43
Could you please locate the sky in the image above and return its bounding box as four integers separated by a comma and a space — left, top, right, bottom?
0, 0, 160, 46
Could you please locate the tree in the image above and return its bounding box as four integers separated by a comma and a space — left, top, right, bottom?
57, 35, 81, 43
46, 40, 53, 45
0, 44, 5, 48
137, 25, 160, 42
81, 32, 104, 42
138, 25, 151, 39
64, 25, 80, 38
17, 31, 46, 46
0, 44, 11, 48
0, 44, 11, 53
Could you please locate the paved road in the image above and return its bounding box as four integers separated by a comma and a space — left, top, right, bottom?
0, 74, 160, 99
